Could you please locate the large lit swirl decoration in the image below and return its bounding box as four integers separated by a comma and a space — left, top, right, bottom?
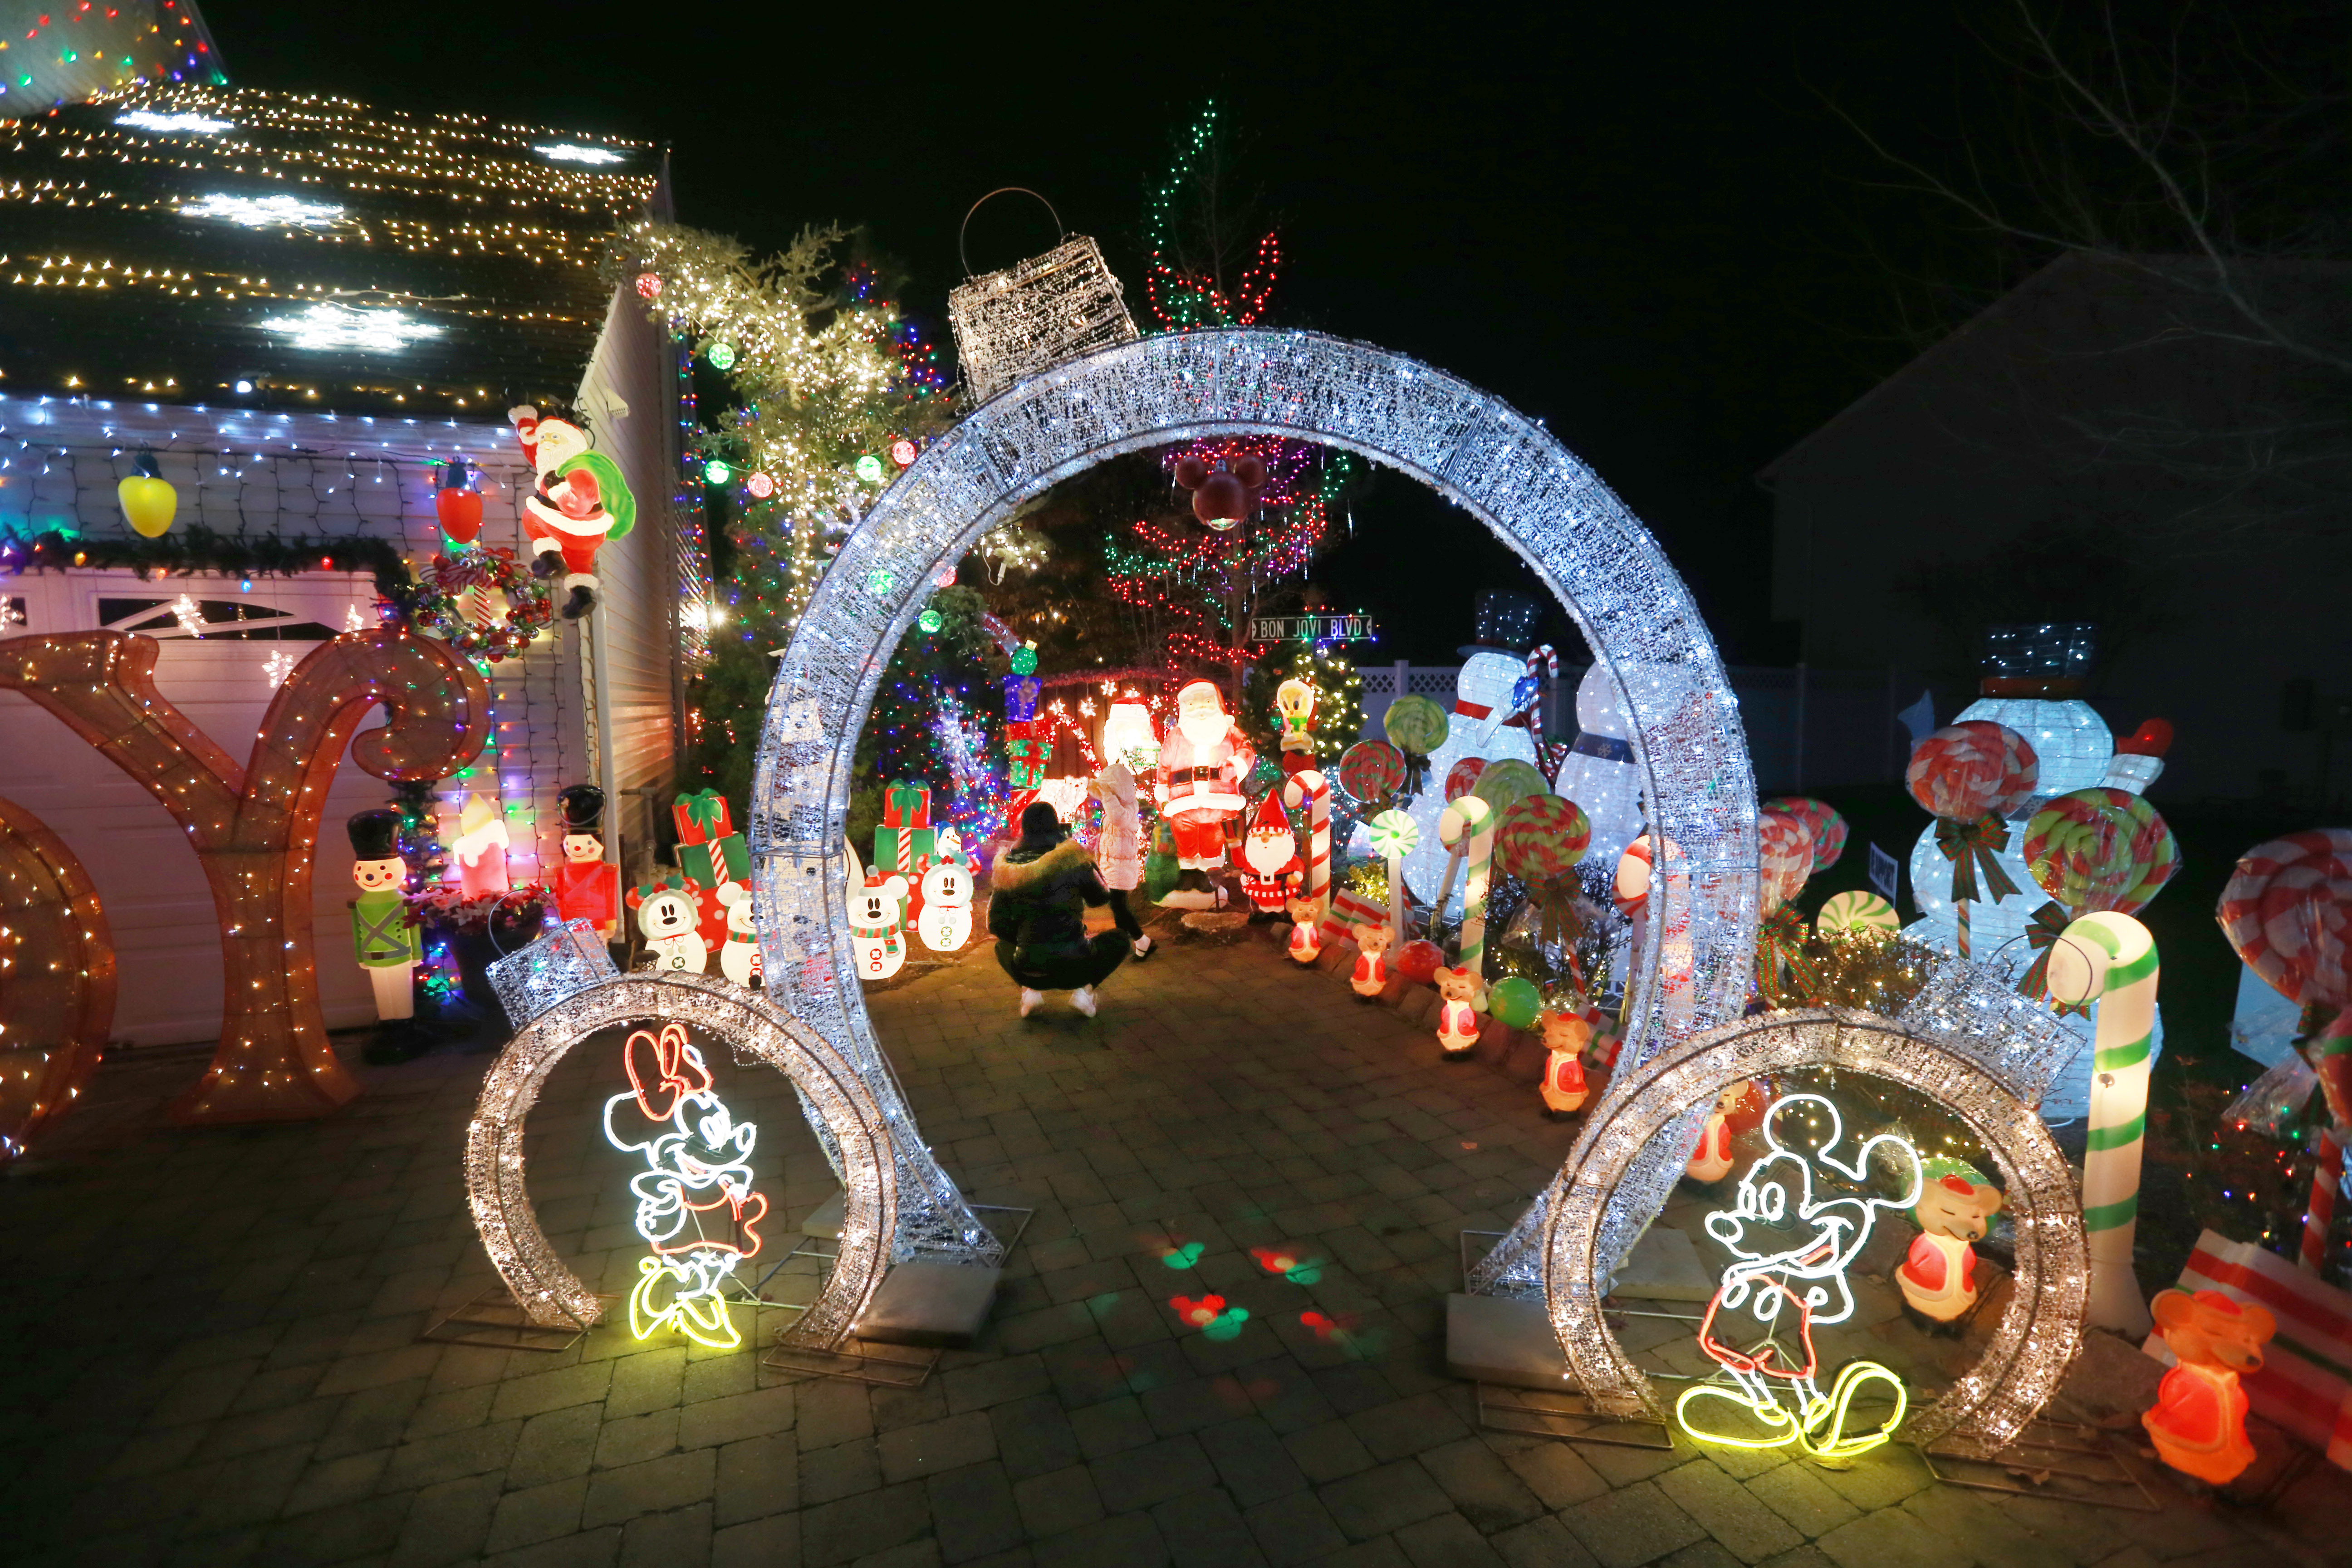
465, 973, 896, 1350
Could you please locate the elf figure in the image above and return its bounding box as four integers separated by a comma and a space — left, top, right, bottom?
1157, 679, 1253, 909
347, 808, 419, 1021
451, 793, 510, 901
553, 784, 619, 940
1897, 1159, 2004, 1327
673, 789, 751, 955
510, 407, 636, 620
1240, 793, 1302, 914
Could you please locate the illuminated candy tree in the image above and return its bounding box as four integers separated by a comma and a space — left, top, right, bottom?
0, 627, 488, 1123
604, 1022, 771, 1350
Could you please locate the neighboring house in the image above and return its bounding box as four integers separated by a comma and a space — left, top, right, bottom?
0, 83, 699, 1045
1763, 251, 2352, 804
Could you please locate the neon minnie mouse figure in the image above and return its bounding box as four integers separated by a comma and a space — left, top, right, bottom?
1679, 1093, 1920, 1460
603, 1022, 769, 1350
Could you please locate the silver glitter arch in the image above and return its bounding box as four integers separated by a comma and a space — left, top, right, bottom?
463, 974, 897, 1349
1540, 1008, 2088, 1458
751, 327, 1761, 1271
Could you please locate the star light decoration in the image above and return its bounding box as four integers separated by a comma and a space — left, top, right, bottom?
1536, 1008, 2087, 1460
750, 326, 1760, 1276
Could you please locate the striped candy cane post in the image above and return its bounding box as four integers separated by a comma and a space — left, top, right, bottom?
2047, 910, 2159, 1335
1283, 769, 1332, 903
1955, 898, 1971, 959
2305, 1127, 2343, 1276
1439, 796, 1495, 978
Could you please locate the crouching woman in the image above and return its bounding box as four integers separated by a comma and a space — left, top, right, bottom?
989, 803, 1129, 1018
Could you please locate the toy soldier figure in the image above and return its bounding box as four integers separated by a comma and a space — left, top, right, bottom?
553, 784, 620, 939
347, 808, 419, 1021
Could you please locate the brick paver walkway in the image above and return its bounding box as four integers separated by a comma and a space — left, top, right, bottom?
3, 919, 2345, 1567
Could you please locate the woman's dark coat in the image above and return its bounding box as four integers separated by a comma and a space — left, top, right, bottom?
987, 838, 1128, 991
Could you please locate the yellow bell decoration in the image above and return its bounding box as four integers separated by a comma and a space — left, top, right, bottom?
118, 451, 177, 538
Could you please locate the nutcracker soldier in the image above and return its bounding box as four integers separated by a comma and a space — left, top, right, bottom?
553, 784, 620, 940
347, 808, 419, 1021
1156, 679, 1253, 909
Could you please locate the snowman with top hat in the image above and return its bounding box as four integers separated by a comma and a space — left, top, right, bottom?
1399, 592, 1545, 913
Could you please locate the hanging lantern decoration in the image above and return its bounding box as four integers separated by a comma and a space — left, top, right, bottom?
634, 271, 662, 299
434, 458, 483, 545
116, 450, 177, 539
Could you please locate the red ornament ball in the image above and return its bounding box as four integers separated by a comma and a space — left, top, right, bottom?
1396, 939, 1445, 985
1193, 472, 1247, 527
1173, 455, 1209, 490
890, 438, 918, 467
634, 271, 662, 299
1230, 455, 1267, 490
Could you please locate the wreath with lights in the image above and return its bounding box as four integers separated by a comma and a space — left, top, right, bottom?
407, 545, 553, 661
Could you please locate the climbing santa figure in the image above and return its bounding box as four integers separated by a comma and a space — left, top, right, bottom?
1156, 679, 1254, 910
510, 406, 636, 620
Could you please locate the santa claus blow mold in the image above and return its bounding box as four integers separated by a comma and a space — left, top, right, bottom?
1240, 792, 1302, 915
1156, 679, 1253, 910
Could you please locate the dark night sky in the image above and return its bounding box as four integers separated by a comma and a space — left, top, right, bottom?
207, 0, 1993, 662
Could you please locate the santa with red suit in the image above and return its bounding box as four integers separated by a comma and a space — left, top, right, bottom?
1156, 679, 1253, 909
1240, 792, 1302, 914
509, 406, 635, 621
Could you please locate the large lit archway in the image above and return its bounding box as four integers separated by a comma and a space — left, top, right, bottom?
751, 327, 1760, 1273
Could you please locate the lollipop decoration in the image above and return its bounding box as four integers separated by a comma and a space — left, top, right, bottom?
1382, 695, 1449, 797
1444, 758, 1487, 802
1815, 891, 1898, 939
1367, 809, 1421, 943
1470, 757, 1550, 817
1338, 740, 1406, 812
2024, 789, 2179, 917
1496, 794, 1591, 949
2216, 830, 2352, 1275
1756, 808, 1816, 910
1764, 796, 1848, 874
1908, 721, 2037, 952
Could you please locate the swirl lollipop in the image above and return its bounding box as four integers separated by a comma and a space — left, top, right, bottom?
1908, 720, 2037, 912
1367, 808, 1422, 943
1444, 757, 1486, 802
2023, 788, 2179, 916
1763, 796, 1847, 873
1382, 696, 1448, 795
1497, 794, 1592, 951
1338, 740, 1406, 808
1471, 758, 1549, 816
1815, 890, 1898, 938
1757, 807, 1816, 910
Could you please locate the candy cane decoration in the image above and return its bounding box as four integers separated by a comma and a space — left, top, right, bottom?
1524, 643, 1559, 742
1439, 795, 1495, 978
2306, 1129, 2343, 1276
1282, 769, 1332, 902
2045, 911, 2158, 1335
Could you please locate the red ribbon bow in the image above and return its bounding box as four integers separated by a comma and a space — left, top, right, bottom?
1934, 813, 2021, 906
2019, 901, 2089, 1016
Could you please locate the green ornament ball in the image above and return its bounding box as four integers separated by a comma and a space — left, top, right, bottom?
705, 459, 732, 486
1489, 976, 1542, 1031
705, 340, 737, 371
917, 608, 943, 633
1383, 693, 1449, 756
1009, 645, 1039, 676
855, 454, 886, 483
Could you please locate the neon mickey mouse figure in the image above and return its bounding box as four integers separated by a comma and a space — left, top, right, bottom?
1679, 1092, 1922, 1460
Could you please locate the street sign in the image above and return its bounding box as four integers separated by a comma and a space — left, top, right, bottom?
1251, 612, 1376, 643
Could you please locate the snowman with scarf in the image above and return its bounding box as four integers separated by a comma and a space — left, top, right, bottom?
1399, 592, 1547, 914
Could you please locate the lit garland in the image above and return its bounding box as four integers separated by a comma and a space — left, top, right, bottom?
617, 221, 952, 639
1102, 441, 1355, 670
1142, 102, 1279, 332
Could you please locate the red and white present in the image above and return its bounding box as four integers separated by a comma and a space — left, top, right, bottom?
2146, 1229, 2352, 1472
1320, 887, 1387, 947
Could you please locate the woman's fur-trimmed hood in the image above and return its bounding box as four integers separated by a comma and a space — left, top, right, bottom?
989, 837, 1093, 893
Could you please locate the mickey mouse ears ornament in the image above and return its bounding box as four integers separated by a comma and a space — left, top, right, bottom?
1172, 452, 1266, 532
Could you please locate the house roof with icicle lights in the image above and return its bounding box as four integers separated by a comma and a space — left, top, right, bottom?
0, 82, 664, 416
